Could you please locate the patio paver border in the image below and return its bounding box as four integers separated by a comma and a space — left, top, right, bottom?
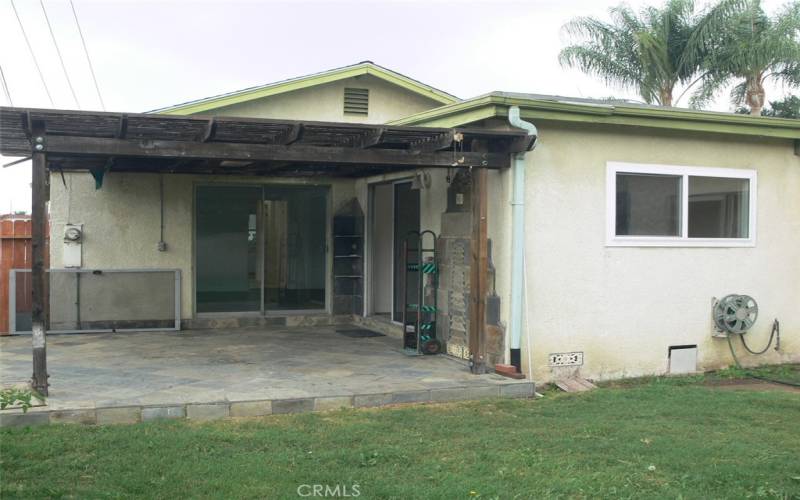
0, 381, 535, 427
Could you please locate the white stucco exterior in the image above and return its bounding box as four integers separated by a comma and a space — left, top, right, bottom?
516, 123, 799, 382
42, 66, 799, 383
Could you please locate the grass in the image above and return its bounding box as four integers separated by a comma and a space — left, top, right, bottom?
2, 371, 799, 499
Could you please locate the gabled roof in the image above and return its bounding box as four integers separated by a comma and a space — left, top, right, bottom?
150, 61, 460, 115
389, 92, 800, 140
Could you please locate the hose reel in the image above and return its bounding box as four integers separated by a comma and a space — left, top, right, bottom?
713, 294, 758, 334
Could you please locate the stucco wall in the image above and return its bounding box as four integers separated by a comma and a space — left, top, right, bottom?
49, 172, 355, 320
520, 123, 800, 382
207, 75, 443, 124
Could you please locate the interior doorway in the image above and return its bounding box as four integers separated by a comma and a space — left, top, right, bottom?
195, 184, 328, 315
368, 180, 420, 323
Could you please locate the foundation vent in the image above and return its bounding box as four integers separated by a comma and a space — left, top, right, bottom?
668, 345, 698, 374
344, 88, 369, 115
549, 351, 584, 367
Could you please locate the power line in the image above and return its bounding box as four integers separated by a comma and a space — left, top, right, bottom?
10, 0, 54, 106
0, 63, 13, 105
69, 0, 104, 110
39, 0, 81, 109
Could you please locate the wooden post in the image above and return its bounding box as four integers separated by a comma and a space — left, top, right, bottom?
30, 121, 49, 396
469, 166, 489, 374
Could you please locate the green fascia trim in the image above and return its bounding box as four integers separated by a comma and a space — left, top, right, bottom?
154, 64, 458, 116
388, 96, 497, 126
397, 105, 501, 128
391, 95, 800, 140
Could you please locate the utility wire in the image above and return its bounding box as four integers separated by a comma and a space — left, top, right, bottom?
10, 0, 54, 106
39, 0, 81, 109
69, 0, 104, 110
0, 63, 13, 105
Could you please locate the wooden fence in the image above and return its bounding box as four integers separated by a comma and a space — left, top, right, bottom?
0, 217, 49, 335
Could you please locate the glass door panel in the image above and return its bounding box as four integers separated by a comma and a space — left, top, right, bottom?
263, 185, 327, 311
196, 186, 262, 313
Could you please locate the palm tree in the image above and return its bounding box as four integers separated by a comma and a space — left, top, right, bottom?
559, 0, 741, 107
692, 1, 800, 115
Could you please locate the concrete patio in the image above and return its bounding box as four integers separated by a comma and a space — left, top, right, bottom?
0, 326, 534, 426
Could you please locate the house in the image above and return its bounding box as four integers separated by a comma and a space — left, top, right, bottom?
1, 61, 797, 388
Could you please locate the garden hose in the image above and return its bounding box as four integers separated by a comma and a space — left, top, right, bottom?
726, 323, 800, 388
741, 319, 780, 355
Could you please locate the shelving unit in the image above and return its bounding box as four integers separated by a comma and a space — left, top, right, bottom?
332, 200, 364, 315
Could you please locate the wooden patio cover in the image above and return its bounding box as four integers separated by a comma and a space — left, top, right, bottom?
0, 107, 534, 179
0, 106, 536, 394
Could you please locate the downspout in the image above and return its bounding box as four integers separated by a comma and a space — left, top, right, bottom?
507, 106, 537, 373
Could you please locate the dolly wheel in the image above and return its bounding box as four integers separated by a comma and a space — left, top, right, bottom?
421, 339, 442, 355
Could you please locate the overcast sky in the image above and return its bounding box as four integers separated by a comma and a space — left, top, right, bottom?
0, 0, 793, 212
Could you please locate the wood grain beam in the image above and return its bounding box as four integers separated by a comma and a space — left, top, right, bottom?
410, 130, 454, 152
201, 118, 216, 142
30, 120, 49, 395
42, 136, 510, 169
357, 127, 386, 148
116, 114, 128, 139
278, 123, 303, 145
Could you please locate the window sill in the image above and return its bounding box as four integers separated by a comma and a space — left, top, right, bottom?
606, 237, 756, 248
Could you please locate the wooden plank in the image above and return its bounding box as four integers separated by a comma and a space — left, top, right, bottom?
0, 106, 532, 157
30, 121, 48, 395
508, 134, 538, 153
200, 118, 216, 142
555, 378, 597, 393
357, 127, 386, 148
409, 130, 454, 152
278, 123, 303, 145
42, 135, 511, 169
469, 166, 489, 374
116, 114, 128, 139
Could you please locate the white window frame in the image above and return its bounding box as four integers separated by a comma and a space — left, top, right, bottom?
606, 162, 757, 247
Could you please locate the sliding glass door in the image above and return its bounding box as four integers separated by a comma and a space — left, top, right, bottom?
195, 185, 328, 314
262, 185, 327, 310
196, 186, 262, 313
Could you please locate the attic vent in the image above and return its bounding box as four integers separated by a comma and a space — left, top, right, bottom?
344, 88, 369, 115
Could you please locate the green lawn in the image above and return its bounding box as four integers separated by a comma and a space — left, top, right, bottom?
2, 374, 799, 499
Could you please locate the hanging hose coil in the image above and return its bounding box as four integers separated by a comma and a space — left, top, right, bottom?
726, 319, 798, 388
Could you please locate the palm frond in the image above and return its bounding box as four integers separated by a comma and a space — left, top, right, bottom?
688, 72, 730, 108
729, 80, 749, 106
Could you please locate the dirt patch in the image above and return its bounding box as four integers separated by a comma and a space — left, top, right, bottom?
705, 378, 800, 394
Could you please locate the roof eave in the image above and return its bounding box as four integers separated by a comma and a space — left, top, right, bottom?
390, 95, 800, 140
151, 63, 459, 116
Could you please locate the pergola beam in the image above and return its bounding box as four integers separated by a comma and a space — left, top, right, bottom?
357, 127, 386, 148
410, 130, 455, 152
200, 118, 216, 142
278, 123, 303, 145
42, 135, 510, 169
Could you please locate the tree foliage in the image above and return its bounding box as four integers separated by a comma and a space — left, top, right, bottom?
559, 0, 741, 106
736, 95, 800, 117
560, 0, 800, 113
693, 0, 800, 115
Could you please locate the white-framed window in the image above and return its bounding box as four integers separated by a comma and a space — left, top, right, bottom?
606, 162, 756, 247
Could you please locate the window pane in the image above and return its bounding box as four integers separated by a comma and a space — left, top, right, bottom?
616, 173, 681, 236
688, 176, 749, 238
